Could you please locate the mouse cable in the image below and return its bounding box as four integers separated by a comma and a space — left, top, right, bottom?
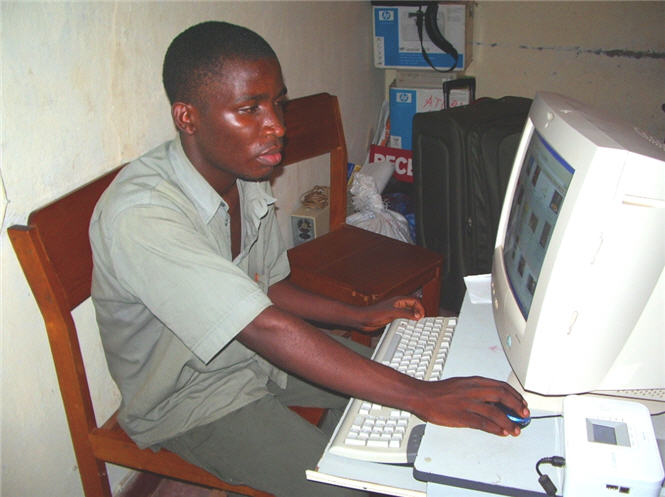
536, 456, 565, 496
530, 414, 562, 420
530, 410, 665, 419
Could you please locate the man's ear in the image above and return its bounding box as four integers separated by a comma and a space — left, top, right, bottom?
172, 102, 197, 135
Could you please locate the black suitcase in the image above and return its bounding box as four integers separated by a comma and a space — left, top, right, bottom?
412, 96, 532, 313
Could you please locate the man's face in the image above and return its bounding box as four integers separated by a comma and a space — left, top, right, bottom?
185, 57, 287, 183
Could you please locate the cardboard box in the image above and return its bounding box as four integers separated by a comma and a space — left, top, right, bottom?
373, 3, 472, 71
291, 205, 330, 246
389, 73, 471, 150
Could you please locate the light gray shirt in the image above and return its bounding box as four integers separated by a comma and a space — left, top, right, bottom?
90, 137, 289, 448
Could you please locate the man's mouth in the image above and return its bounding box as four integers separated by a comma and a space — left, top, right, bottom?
257, 146, 283, 167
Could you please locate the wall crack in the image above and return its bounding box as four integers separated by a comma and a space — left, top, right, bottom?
475, 41, 665, 60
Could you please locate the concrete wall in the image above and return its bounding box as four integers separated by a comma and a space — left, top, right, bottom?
2, 2, 664, 496
0, 2, 382, 496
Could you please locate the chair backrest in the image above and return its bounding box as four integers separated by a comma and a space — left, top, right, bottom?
12, 169, 122, 310
281, 93, 348, 230
9, 167, 121, 394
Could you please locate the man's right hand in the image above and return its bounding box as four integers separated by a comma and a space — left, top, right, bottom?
411, 376, 529, 436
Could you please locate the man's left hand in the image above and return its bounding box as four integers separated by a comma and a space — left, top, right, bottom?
353, 296, 425, 332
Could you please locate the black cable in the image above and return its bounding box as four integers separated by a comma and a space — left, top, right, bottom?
536, 456, 566, 496
530, 410, 665, 419
410, 3, 457, 73
530, 414, 563, 420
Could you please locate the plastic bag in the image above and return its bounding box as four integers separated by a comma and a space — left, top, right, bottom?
346, 174, 414, 244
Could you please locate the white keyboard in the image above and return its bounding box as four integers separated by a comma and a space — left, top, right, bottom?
329, 316, 457, 464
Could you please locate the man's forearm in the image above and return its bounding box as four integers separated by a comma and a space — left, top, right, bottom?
267, 278, 425, 332
267, 279, 360, 328
238, 305, 420, 411
238, 305, 529, 436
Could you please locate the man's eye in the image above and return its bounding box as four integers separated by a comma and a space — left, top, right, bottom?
239, 105, 259, 114
275, 98, 288, 110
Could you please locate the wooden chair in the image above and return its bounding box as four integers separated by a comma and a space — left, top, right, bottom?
283, 94, 444, 344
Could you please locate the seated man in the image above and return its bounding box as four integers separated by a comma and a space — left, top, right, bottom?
89, 21, 528, 497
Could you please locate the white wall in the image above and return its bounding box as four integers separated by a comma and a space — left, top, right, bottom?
0, 2, 383, 496
468, 1, 665, 140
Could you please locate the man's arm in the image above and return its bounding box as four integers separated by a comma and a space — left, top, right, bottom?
237, 305, 529, 437
267, 278, 424, 332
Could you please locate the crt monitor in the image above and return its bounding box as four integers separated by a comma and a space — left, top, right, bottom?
491, 92, 664, 408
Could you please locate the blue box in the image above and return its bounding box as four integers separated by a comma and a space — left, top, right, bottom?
389, 84, 471, 150
373, 3, 470, 71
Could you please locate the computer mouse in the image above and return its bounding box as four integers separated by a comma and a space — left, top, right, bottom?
493, 402, 531, 428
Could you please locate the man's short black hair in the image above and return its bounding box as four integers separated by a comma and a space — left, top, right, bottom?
163, 21, 277, 106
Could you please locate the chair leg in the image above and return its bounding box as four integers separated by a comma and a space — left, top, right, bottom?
77, 453, 113, 497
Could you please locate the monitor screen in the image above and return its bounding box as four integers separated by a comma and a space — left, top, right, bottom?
503, 132, 574, 318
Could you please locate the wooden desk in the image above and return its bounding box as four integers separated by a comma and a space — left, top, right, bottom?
288, 225, 443, 343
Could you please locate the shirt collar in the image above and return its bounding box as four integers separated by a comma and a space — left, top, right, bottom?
167, 136, 276, 225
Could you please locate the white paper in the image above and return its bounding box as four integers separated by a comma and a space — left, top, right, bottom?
463, 274, 492, 304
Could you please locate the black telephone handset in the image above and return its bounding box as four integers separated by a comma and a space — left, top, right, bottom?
411, 2, 459, 72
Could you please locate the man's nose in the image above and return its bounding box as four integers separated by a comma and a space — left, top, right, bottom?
264, 106, 286, 137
